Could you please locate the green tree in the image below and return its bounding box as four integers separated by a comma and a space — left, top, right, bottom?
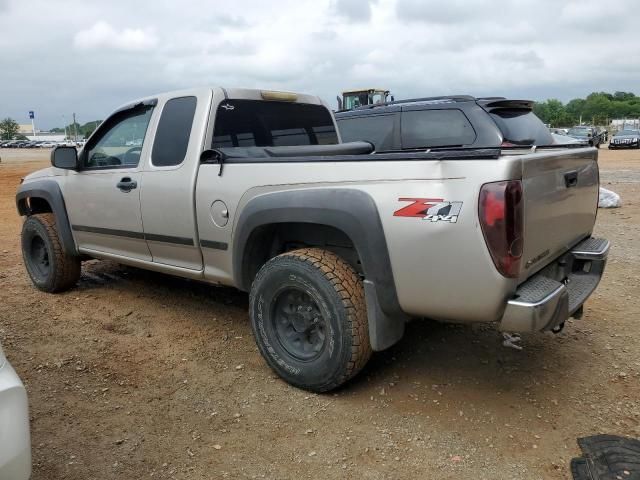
0, 117, 20, 140
535, 91, 640, 128
533, 99, 575, 127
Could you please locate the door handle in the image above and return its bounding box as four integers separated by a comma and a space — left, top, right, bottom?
564, 171, 578, 188
117, 177, 137, 192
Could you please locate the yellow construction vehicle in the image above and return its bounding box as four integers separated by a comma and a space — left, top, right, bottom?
337, 88, 392, 110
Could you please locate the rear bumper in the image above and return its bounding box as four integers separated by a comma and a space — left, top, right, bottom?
0, 361, 31, 480
499, 237, 609, 333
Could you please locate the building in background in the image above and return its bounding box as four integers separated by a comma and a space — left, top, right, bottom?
17, 123, 66, 141
17, 124, 34, 135
611, 119, 640, 131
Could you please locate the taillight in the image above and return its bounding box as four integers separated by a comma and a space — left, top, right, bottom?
479, 180, 524, 278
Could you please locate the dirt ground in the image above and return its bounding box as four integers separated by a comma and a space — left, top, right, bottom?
0, 147, 638, 480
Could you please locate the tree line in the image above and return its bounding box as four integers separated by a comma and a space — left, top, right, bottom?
533, 91, 640, 127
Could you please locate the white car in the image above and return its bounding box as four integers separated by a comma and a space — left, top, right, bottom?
0, 341, 31, 479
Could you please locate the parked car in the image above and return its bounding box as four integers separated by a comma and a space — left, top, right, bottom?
39, 141, 57, 149
550, 127, 569, 135
608, 129, 640, 149
552, 133, 583, 145
335, 95, 556, 150
566, 126, 601, 148
0, 341, 31, 479
16, 87, 608, 392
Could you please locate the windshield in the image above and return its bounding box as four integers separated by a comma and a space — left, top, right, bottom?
616, 130, 640, 136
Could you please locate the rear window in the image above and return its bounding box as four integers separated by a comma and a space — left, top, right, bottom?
337, 114, 397, 151
212, 100, 338, 148
400, 109, 476, 149
490, 109, 553, 146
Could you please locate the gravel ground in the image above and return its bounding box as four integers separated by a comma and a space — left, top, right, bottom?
0, 147, 638, 480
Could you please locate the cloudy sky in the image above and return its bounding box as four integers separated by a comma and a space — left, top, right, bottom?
1, 0, 638, 129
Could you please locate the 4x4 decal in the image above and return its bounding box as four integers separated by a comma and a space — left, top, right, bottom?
394, 198, 463, 223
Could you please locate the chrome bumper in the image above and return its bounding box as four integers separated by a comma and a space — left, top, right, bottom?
499, 237, 609, 333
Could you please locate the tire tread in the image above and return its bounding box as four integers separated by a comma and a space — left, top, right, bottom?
273, 248, 371, 391
23, 213, 80, 292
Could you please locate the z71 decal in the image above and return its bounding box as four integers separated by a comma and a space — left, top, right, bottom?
394, 198, 463, 223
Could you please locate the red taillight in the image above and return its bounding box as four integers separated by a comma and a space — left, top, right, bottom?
479, 180, 524, 278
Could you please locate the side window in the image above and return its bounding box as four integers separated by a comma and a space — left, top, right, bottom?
152, 96, 197, 167
84, 106, 154, 169
401, 109, 476, 149
337, 114, 397, 151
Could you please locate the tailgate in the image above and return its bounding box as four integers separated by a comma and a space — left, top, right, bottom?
520, 147, 599, 280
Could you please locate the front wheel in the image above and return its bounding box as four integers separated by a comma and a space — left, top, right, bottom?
249, 248, 371, 392
21, 213, 81, 293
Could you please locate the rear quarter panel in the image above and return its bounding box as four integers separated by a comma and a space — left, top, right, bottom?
196, 157, 523, 323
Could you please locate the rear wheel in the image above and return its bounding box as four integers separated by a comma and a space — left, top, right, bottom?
21, 213, 80, 293
249, 248, 371, 392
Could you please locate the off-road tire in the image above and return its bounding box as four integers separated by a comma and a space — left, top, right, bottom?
249, 248, 371, 392
21, 213, 81, 293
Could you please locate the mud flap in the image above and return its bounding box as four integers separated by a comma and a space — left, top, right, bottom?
571, 434, 640, 479
363, 280, 407, 351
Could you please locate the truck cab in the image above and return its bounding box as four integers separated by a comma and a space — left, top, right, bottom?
340, 88, 390, 110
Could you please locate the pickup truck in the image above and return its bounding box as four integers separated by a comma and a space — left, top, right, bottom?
16, 87, 609, 392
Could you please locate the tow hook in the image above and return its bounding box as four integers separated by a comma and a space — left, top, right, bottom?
551, 322, 565, 334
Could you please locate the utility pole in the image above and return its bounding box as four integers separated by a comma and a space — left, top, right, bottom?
62, 115, 68, 139
72, 112, 78, 141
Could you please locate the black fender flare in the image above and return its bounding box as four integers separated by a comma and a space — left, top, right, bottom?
16, 179, 78, 256
233, 188, 407, 350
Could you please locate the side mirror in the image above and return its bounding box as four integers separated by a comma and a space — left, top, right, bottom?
51, 146, 78, 170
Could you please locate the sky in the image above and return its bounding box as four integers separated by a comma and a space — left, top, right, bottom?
1, 0, 639, 130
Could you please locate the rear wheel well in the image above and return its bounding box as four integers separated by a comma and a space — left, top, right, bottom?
241, 223, 361, 289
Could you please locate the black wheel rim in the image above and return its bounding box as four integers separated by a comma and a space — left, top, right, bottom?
272, 288, 327, 361
30, 236, 50, 277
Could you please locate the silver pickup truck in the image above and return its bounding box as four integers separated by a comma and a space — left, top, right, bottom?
16, 87, 609, 392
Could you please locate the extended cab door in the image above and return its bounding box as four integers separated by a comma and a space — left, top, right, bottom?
61, 102, 155, 260
139, 90, 211, 271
